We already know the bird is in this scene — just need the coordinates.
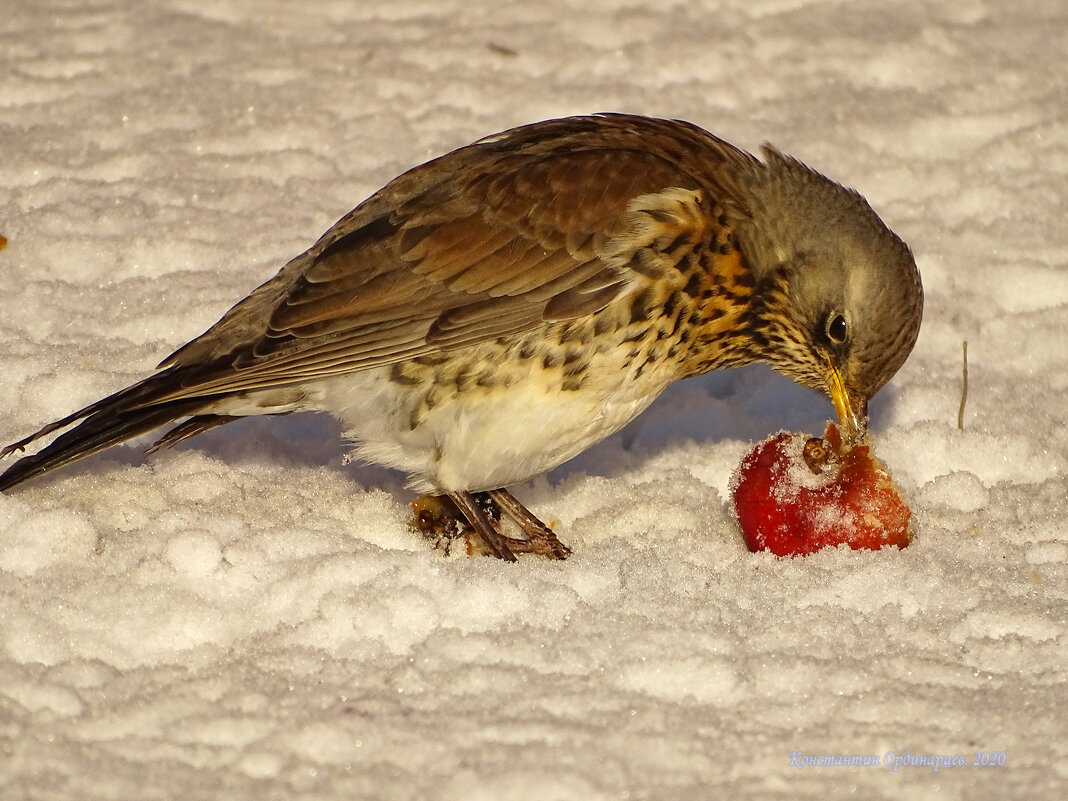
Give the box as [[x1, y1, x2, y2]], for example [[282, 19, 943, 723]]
[[0, 114, 923, 561]]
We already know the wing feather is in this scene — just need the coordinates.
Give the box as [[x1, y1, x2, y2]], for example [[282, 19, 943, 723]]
[[149, 114, 756, 404]]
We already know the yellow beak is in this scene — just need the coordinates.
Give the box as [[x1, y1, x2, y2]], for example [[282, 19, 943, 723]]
[[828, 363, 867, 443]]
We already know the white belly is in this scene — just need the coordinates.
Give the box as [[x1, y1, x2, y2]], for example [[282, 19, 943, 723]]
[[310, 358, 668, 494]]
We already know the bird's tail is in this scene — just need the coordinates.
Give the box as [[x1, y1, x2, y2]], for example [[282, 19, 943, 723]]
[[0, 370, 219, 492]]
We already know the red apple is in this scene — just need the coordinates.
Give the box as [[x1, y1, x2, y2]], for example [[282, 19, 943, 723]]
[[731, 423, 912, 556]]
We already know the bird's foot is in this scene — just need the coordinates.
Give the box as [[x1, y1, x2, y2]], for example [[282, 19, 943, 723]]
[[411, 490, 570, 561], [411, 493, 501, 557], [487, 488, 571, 560]]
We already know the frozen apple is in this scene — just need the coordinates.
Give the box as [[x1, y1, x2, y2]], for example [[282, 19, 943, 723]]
[[731, 423, 912, 556]]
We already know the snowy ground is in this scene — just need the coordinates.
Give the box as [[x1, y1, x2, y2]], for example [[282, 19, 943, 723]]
[[1, 1, 1065, 799]]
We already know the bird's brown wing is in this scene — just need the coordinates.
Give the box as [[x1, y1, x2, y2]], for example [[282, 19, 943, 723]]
[[150, 117, 750, 402], [0, 115, 761, 487]]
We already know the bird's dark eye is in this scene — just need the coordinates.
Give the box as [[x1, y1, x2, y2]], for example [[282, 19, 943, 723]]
[[827, 314, 848, 344]]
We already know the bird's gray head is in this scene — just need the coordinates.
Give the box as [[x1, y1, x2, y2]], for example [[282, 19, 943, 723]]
[[730, 147, 923, 440]]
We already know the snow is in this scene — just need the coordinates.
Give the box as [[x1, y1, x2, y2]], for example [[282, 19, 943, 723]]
[[1, 1, 1065, 799]]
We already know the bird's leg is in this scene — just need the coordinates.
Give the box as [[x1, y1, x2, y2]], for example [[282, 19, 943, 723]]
[[487, 488, 571, 560], [446, 490, 517, 562], [411, 490, 570, 560], [412, 493, 501, 555]]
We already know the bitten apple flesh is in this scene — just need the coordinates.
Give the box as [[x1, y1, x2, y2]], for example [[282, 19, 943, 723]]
[[731, 423, 912, 556]]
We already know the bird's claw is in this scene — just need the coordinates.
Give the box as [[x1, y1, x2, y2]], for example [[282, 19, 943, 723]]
[[411, 491, 570, 560]]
